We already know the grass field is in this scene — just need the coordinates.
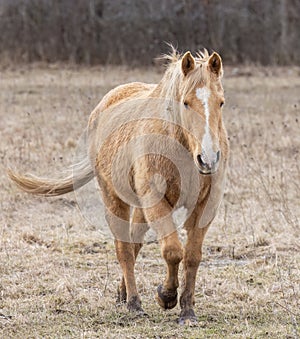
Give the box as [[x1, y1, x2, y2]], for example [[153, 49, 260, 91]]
[[1, 64, 299, 338]]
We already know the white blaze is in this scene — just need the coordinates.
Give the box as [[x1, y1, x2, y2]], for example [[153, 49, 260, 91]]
[[195, 87, 214, 164]]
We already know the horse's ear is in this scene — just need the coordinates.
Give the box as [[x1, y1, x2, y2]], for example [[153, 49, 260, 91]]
[[181, 51, 195, 76], [208, 52, 223, 77]]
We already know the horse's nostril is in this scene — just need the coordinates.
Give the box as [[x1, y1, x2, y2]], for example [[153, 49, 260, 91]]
[[197, 151, 220, 172], [197, 154, 207, 168], [216, 150, 220, 163]]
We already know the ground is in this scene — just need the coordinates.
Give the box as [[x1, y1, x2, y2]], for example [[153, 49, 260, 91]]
[[0, 64, 299, 338]]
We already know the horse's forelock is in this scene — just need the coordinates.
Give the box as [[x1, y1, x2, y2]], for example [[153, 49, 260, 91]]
[[195, 48, 210, 61], [164, 48, 211, 92], [158, 47, 212, 123], [163, 46, 209, 65]]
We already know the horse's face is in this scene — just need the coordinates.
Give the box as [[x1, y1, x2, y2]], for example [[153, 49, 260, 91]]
[[180, 52, 224, 175]]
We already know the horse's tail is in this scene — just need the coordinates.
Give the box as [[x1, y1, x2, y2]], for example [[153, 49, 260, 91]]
[[8, 155, 94, 197]]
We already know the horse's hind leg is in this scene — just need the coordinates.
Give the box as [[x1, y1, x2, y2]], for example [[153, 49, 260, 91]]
[[117, 208, 149, 305], [143, 200, 183, 310], [115, 239, 144, 312], [131, 207, 149, 254], [104, 196, 144, 313]]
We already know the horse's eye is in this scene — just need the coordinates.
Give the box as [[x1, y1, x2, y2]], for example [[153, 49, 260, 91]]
[[184, 102, 189, 109], [220, 101, 224, 108]]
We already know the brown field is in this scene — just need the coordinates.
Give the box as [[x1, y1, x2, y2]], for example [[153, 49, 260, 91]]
[[1, 64, 299, 338]]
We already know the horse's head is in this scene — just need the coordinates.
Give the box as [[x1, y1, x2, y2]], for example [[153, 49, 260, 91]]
[[178, 50, 224, 175]]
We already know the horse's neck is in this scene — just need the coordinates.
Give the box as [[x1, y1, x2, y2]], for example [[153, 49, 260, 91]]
[[151, 66, 180, 100], [151, 82, 170, 99]]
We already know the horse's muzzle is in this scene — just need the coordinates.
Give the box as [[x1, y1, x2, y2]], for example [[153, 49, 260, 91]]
[[196, 150, 220, 175]]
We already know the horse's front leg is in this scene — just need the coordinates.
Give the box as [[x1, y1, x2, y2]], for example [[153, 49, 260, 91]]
[[143, 199, 183, 310], [179, 212, 209, 325], [157, 232, 183, 309]]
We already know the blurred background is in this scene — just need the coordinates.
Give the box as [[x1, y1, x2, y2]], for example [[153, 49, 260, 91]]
[[0, 0, 299, 66]]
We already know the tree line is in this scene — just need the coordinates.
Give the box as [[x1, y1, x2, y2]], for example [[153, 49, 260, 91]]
[[0, 0, 299, 65]]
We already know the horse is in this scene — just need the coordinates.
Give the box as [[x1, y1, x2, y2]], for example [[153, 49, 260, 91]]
[[8, 47, 229, 325]]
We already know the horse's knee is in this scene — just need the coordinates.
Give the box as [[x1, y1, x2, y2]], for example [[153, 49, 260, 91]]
[[162, 242, 183, 264], [161, 233, 183, 264], [162, 245, 183, 264]]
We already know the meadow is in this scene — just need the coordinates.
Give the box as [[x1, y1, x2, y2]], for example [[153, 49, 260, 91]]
[[0, 64, 299, 338]]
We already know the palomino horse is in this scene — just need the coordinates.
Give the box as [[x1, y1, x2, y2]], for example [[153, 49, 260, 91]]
[[9, 48, 229, 325]]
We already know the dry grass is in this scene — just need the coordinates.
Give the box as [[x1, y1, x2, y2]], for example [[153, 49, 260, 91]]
[[1, 64, 299, 338]]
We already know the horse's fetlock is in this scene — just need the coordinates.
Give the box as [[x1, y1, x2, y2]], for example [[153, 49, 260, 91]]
[[180, 291, 195, 309], [127, 295, 142, 312], [116, 284, 127, 304]]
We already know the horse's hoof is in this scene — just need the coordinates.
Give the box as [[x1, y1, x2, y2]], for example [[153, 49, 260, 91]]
[[156, 284, 178, 310], [178, 316, 198, 326], [127, 295, 144, 314], [178, 309, 198, 326], [116, 286, 127, 305]]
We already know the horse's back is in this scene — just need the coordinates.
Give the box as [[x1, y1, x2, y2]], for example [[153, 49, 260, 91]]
[[87, 82, 156, 168], [104, 82, 156, 108], [96, 82, 155, 113]]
